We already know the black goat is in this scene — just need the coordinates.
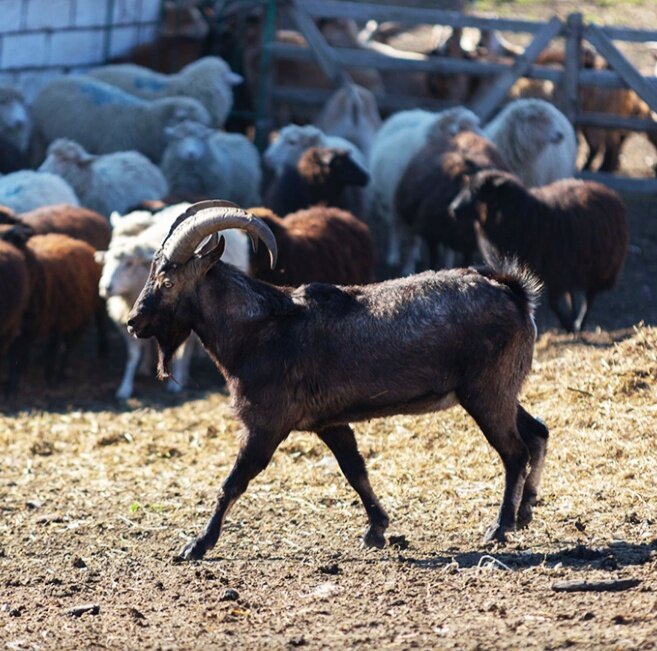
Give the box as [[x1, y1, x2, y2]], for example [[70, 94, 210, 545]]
[[127, 200, 548, 561]]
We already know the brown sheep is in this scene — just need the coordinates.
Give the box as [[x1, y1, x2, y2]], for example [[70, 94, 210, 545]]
[[0, 204, 111, 251], [449, 170, 628, 333], [248, 206, 374, 287], [0, 225, 102, 393], [395, 131, 510, 273], [0, 237, 29, 382]]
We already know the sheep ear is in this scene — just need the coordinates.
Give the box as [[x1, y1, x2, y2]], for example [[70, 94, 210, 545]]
[[225, 71, 243, 86], [94, 250, 106, 264], [110, 211, 122, 228], [79, 150, 95, 165]]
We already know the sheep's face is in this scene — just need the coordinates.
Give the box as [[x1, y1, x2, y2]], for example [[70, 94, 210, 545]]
[[264, 125, 323, 173], [449, 171, 512, 227], [128, 242, 224, 378], [96, 247, 153, 300], [0, 95, 31, 152], [301, 148, 369, 188], [40, 139, 94, 178], [508, 103, 565, 154], [164, 120, 210, 162]]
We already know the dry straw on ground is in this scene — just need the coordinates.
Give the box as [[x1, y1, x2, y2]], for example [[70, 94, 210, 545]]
[[1, 325, 656, 648]]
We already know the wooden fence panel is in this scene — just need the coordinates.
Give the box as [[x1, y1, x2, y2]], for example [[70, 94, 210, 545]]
[[584, 24, 657, 114], [262, 1, 657, 193], [472, 16, 564, 121]]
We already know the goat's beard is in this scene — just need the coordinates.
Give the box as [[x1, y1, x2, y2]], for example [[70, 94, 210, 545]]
[[156, 343, 172, 381], [155, 328, 191, 381]]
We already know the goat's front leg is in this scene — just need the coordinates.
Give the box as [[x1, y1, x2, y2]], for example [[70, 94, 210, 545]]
[[316, 425, 389, 549], [179, 429, 286, 561]]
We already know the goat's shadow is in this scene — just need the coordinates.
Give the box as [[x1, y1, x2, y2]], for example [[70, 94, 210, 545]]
[[198, 540, 657, 573], [397, 539, 657, 572]]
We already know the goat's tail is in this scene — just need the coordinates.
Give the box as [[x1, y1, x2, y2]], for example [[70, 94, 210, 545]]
[[476, 231, 542, 321]]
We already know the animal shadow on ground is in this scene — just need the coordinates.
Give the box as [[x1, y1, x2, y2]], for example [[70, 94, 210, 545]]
[[397, 540, 657, 572]]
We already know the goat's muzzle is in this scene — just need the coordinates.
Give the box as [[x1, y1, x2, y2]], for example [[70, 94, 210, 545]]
[[126, 312, 149, 339]]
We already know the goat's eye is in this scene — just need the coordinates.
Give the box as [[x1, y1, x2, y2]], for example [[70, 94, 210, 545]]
[[163, 278, 173, 289]]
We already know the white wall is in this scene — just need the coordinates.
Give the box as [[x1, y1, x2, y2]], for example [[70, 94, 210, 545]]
[[0, 0, 162, 100]]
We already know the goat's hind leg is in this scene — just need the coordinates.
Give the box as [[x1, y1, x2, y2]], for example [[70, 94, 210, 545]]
[[461, 394, 530, 544], [179, 428, 286, 561], [316, 425, 389, 549], [516, 405, 549, 528]]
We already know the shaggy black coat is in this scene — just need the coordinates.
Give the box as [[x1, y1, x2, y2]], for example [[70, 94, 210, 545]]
[[127, 210, 548, 561]]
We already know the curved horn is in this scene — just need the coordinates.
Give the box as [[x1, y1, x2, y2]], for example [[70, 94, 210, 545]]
[[161, 200, 278, 269]]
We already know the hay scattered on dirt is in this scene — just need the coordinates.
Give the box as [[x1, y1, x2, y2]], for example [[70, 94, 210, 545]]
[[1, 326, 656, 649]]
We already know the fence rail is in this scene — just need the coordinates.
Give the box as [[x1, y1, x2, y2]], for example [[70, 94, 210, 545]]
[[257, 0, 657, 193]]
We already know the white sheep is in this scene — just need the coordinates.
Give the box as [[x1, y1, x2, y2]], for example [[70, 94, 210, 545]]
[[96, 203, 250, 400], [32, 75, 211, 162], [160, 120, 261, 206], [38, 139, 169, 217], [315, 84, 382, 158], [483, 98, 577, 188], [0, 170, 79, 213], [367, 106, 481, 267], [263, 124, 367, 176], [88, 56, 242, 128], [0, 86, 32, 153]]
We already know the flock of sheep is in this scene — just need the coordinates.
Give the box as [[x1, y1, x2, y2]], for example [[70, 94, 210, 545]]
[[0, 18, 634, 402]]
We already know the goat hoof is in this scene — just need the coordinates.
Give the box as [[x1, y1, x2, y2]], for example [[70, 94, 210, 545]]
[[177, 538, 207, 561], [517, 503, 534, 529], [483, 522, 510, 544], [362, 526, 386, 549]]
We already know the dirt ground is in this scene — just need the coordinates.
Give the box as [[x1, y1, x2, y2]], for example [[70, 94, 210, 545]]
[[3, 1, 657, 648], [1, 185, 656, 649]]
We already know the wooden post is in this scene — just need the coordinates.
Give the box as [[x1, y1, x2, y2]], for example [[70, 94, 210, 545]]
[[288, 0, 352, 86], [254, 0, 277, 152], [563, 12, 582, 124], [585, 23, 657, 113], [472, 16, 564, 122]]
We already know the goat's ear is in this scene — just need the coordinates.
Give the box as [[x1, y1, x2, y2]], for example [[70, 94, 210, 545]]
[[462, 158, 479, 176], [194, 234, 225, 274]]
